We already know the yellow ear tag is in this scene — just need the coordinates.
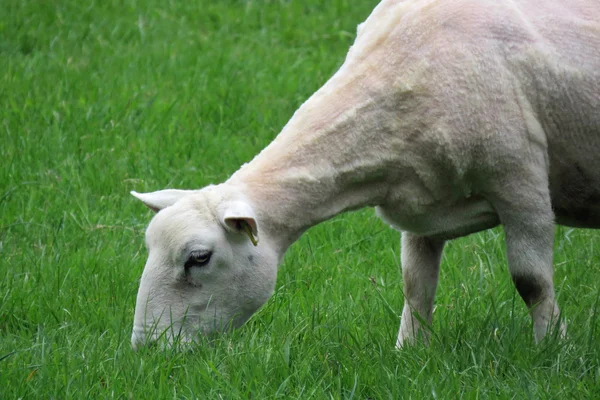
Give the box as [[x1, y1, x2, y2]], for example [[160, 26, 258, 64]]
[[242, 222, 258, 246]]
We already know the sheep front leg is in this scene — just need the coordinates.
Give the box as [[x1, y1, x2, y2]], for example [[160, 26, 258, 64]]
[[486, 164, 568, 342], [496, 195, 566, 343], [397, 233, 445, 347]]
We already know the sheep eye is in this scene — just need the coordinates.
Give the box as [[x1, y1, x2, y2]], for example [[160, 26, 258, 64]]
[[185, 251, 212, 268]]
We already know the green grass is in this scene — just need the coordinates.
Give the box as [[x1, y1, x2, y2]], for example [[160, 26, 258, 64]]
[[2, 0, 600, 398]]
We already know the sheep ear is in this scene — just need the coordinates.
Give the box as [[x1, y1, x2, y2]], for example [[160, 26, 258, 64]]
[[220, 201, 259, 246], [131, 189, 196, 212]]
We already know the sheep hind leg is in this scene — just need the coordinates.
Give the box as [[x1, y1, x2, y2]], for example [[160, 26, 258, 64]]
[[396, 233, 445, 348]]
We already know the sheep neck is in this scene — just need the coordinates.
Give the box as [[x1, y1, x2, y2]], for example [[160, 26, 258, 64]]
[[227, 70, 401, 253]]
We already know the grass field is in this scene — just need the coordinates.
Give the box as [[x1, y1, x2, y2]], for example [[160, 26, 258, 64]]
[[2, 0, 600, 398]]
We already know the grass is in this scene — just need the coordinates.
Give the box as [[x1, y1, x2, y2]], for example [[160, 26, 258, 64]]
[[1, 0, 599, 398]]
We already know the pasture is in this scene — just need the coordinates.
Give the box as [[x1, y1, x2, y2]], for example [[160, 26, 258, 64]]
[[2, 0, 600, 398]]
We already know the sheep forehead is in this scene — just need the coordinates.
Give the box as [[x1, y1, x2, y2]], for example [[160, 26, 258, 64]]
[[145, 193, 220, 250]]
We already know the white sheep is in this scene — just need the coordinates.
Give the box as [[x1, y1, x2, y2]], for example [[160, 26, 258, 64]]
[[131, 0, 600, 349]]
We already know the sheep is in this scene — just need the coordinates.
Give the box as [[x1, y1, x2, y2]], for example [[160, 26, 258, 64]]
[[130, 0, 600, 349]]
